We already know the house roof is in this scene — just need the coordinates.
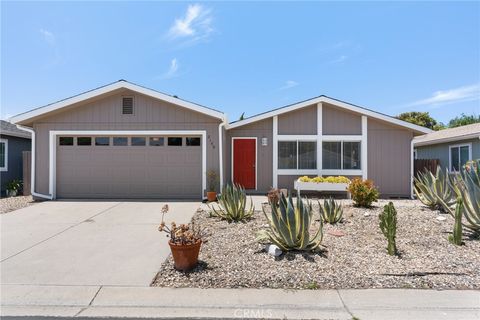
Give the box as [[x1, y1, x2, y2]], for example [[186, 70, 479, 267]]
[[0, 120, 31, 139], [10, 80, 226, 124], [413, 123, 480, 147], [227, 95, 432, 134]]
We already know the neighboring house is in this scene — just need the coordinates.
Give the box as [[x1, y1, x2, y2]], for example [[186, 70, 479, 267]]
[[0, 120, 31, 194], [10, 80, 431, 200], [413, 123, 480, 172]]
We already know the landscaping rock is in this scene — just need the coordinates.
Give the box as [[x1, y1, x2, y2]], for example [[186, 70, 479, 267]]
[[327, 229, 346, 237], [0, 195, 35, 214], [436, 216, 447, 221], [266, 244, 282, 257]]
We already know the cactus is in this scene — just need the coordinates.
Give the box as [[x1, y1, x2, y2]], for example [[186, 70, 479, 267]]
[[449, 198, 463, 245], [209, 183, 254, 222], [440, 160, 480, 233], [414, 166, 456, 211], [319, 198, 343, 224], [379, 202, 397, 256], [259, 193, 323, 252]]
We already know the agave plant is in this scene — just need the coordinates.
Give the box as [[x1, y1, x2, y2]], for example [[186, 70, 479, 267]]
[[439, 160, 480, 233], [258, 193, 323, 252], [414, 166, 455, 211], [209, 183, 254, 222], [319, 198, 343, 224]]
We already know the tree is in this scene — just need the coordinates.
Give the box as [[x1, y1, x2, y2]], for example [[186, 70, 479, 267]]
[[396, 112, 444, 130], [447, 113, 480, 128]]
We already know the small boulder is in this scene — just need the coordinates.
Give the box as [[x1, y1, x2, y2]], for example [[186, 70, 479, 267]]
[[266, 244, 282, 257], [328, 229, 346, 237], [436, 216, 447, 221]]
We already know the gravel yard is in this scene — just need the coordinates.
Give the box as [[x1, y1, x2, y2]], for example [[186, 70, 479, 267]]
[[152, 199, 480, 289], [0, 195, 36, 214]]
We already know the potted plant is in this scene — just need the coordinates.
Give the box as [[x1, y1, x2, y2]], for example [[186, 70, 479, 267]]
[[5, 179, 22, 197], [206, 170, 218, 202], [158, 204, 204, 271]]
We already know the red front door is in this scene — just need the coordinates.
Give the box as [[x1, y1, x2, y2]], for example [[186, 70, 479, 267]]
[[233, 138, 256, 189]]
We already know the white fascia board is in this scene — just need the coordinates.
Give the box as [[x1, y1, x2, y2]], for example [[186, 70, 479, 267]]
[[227, 96, 432, 134], [10, 81, 225, 124], [413, 133, 480, 147]]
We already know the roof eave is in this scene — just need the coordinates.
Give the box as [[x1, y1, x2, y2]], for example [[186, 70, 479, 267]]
[[414, 133, 480, 147]]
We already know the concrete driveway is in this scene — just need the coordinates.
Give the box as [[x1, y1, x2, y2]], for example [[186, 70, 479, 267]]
[[1, 200, 203, 286]]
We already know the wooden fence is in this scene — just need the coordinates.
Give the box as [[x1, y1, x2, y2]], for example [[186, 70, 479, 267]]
[[414, 159, 440, 177], [22, 151, 31, 196]]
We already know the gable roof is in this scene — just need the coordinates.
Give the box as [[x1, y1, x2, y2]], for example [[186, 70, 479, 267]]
[[10, 80, 226, 124], [413, 123, 480, 146], [227, 95, 432, 134], [0, 120, 31, 139]]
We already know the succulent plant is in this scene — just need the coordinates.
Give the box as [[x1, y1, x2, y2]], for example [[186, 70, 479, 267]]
[[414, 166, 456, 211], [449, 198, 463, 245], [298, 176, 350, 184], [319, 198, 343, 224], [439, 160, 480, 233], [379, 202, 397, 256], [209, 183, 254, 222], [258, 193, 323, 252]]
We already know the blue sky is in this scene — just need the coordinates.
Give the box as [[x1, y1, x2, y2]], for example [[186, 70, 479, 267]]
[[2, 1, 479, 124]]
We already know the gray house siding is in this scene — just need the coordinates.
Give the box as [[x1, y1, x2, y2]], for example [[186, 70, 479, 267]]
[[416, 138, 480, 170], [29, 89, 222, 197], [0, 134, 31, 194], [278, 105, 317, 135], [323, 103, 362, 135], [225, 119, 273, 194]]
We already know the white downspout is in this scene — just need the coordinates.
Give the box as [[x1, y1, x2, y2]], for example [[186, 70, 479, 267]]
[[410, 138, 415, 200], [218, 119, 226, 191], [16, 125, 53, 200]]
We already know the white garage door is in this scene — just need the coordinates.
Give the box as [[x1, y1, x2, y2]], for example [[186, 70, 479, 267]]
[[55, 135, 202, 199]]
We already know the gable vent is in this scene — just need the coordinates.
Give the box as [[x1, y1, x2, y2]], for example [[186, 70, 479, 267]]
[[122, 97, 134, 115]]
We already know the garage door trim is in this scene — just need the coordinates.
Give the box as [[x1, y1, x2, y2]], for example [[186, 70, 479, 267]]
[[49, 130, 207, 199]]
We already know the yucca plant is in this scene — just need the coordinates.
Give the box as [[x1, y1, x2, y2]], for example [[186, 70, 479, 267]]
[[448, 198, 463, 245], [414, 166, 455, 211], [379, 202, 397, 256], [209, 183, 254, 222], [439, 160, 480, 233], [319, 198, 343, 224], [258, 193, 323, 252]]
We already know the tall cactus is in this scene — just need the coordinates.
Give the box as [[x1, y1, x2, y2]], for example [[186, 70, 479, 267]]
[[379, 202, 397, 256], [449, 198, 463, 245]]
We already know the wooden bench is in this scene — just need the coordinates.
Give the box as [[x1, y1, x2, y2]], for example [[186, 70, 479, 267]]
[[294, 180, 351, 198]]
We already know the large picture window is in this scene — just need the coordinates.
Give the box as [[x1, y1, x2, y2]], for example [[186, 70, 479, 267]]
[[278, 141, 316, 170], [322, 141, 361, 170], [450, 144, 471, 171]]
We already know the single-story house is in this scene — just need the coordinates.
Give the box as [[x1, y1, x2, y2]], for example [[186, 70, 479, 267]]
[[0, 120, 32, 194], [413, 123, 480, 172], [10, 80, 431, 200]]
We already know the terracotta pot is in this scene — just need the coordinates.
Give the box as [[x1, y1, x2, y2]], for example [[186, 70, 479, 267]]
[[207, 191, 217, 202], [169, 240, 202, 271]]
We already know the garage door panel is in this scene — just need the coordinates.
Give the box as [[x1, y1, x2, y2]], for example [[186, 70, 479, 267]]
[[56, 135, 202, 199]]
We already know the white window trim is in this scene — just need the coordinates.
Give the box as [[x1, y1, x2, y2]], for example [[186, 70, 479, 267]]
[[272, 107, 368, 183], [448, 143, 472, 172], [0, 138, 8, 172], [49, 130, 207, 199], [231, 137, 257, 190], [277, 140, 318, 172]]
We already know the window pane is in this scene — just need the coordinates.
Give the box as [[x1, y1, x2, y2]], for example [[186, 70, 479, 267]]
[[131, 137, 146, 146], [113, 137, 128, 146], [59, 137, 74, 146], [95, 137, 110, 146], [460, 146, 470, 168], [77, 137, 92, 146], [168, 137, 183, 146], [0, 142, 5, 167], [149, 137, 164, 146], [343, 142, 361, 169], [298, 141, 316, 169], [322, 142, 341, 169], [186, 137, 201, 146], [450, 147, 459, 171], [278, 141, 297, 169]]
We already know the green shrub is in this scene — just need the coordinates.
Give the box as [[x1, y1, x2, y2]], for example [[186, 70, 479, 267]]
[[209, 183, 254, 222], [347, 178, 379, 207], [258, 193, 323, 252], [319, 198, 343, 224]]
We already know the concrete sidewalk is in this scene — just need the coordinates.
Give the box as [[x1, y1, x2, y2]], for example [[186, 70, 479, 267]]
[[1, 285, 479, 319]]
